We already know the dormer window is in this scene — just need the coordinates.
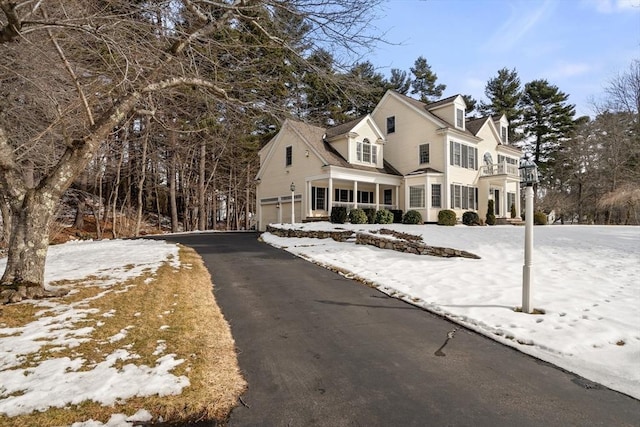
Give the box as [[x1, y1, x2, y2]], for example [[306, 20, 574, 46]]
[[501, 126, 507, 143], [456, 108, 464, 129], [356, 138, 377, 165]]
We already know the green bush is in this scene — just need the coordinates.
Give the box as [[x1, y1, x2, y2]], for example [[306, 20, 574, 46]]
[[437, 209, 457, 226], [510, 203, 517, 219], [534, 211, 547, 225], [390, 209, 403, 223], [374, 209, 394, 224], [486, 200, 496, 225], [402, 210, 423, 224], [462, 211, 480, 226], [363, 208, 376, 224], [348, 208, 368, 224], [330, 207, 347, 224]]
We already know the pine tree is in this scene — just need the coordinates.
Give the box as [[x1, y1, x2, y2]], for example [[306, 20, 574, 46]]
[[387, 68, 411, 94], [462, 94, 478, 116], [479, 67, 523, 141], [409, 56, 446, 103], [519, 79, 576, 180]]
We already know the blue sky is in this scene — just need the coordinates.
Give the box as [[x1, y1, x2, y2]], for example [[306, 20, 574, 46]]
[[367, 0, 639, 117]]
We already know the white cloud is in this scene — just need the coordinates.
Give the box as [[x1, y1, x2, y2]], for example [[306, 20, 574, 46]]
[[482, 0, 556, 52]]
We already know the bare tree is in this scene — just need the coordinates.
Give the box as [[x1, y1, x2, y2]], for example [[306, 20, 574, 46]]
[[0, 0, 384, 301]]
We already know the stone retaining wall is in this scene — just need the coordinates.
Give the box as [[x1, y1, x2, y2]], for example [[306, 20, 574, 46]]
[[356, 231, 480, 259], [265, 225, 353, 242]]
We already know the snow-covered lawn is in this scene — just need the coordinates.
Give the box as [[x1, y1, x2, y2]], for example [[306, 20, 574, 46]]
[[0, 240, 183, 425], [262, 223, 640, 400]]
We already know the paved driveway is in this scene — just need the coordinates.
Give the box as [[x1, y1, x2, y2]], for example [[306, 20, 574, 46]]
[[161, 232, 640, 426]]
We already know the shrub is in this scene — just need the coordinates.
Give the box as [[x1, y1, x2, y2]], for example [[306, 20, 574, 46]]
[[437, 209, 457, 226], [462, 211, 480, 226], [402, 210, 423, 224], [390, 209, 403, 223], [363, 208, 376, 224], [330, 207, 347, 224], [510, 203, 517, 219], [374, 209, 394, 224], [348, 208, 368, 224], [534, 211, 547, 225], [486, 200, 496, 225]]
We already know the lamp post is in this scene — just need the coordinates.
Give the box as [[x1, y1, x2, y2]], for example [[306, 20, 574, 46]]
[[519, 154, 539, 314], [290, 182, 296, 224]]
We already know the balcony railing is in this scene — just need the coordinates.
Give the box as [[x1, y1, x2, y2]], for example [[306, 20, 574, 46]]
[[481, 162, 520, 177]]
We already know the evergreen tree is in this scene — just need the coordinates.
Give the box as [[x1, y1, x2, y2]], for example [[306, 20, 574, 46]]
[[479, 67, 523, 141], [519, 79, 576, 180], [462, 94, 478, 116], [387, 68, 411, 94], [409, 56, 446, 103], [345, 61, 388, 117]]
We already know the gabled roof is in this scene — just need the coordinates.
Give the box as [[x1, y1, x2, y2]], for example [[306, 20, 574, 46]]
[[425, 94, 462, 109], [324, 116, 366, 139], [265, 118, 401, 176], [466, 117, 491, 136]]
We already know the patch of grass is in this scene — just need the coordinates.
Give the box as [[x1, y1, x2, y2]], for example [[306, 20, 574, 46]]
[[0, 246, 246, 426]]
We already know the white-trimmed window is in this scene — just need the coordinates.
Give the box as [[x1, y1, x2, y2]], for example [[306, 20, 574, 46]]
[[384, 189, 392, 205], [456, 108, 464, 128], [431, 184, 441, 208], [311, 187, 326, 210], [501, 126, 507, 143], [409, 185, 425, 209], [356, 138, 377, 165], [419, 144, 430, 164], [450, 184, 477, 210], [450, 141, 478, 170]]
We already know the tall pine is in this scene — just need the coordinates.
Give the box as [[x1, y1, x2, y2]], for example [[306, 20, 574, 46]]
[[410, 56, 446, 103], [520, 79, 576, 181], [479, 67, 523, 141]]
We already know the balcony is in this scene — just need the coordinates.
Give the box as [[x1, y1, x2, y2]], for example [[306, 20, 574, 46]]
[[481, 161, 519, 178]]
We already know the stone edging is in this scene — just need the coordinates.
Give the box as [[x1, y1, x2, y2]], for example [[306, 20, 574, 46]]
[[265, 225, 353, 242], [356, 229, 480, 259], [265, 225, 480, 259]]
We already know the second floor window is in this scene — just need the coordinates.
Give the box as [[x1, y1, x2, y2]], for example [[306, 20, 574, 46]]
[[387, 116, 395, 134], [357, 139, 377, 165], [419, 144, 430, 164], [285, 146, 292, 166], [450, 141, 478, 170], [456, 108, 464, 128], [501, 126, 507, 143]]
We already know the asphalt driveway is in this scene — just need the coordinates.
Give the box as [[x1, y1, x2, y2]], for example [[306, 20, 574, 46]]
[[161, 232, 640, 426]]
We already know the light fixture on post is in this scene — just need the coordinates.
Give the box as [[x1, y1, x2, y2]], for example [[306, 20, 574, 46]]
[[519, 153, 539, 314], [290, 182, 296, 224]]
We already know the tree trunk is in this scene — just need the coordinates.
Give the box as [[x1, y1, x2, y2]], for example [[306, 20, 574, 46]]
[[0, 189, 68, 302], [198, 141, 206, 231]]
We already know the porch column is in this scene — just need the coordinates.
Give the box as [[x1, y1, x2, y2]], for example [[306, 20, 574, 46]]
[[307, 179, 312, 218], [328, 177, 334, 215], [396, 185, 400, 210], [515, 182, 522, 219], [375, 183, 380, 210], [353, 181, 358, 209]]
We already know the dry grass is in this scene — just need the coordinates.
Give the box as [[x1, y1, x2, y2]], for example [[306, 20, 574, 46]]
[[0, 246, 246, 426]]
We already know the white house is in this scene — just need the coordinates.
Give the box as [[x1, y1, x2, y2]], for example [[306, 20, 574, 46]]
[[255, 90, 522, 230]]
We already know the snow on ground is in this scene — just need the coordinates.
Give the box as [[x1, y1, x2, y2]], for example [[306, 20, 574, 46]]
[[0, 239, 185, 423], [262, 223, 640, 400]]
